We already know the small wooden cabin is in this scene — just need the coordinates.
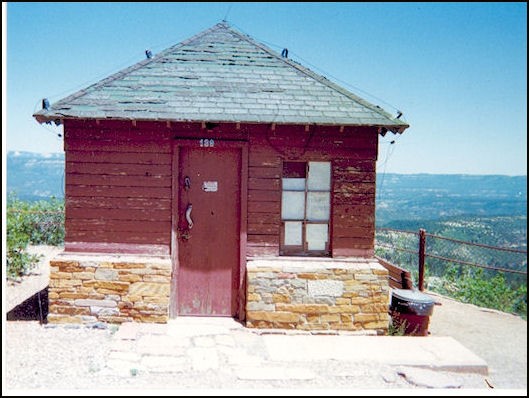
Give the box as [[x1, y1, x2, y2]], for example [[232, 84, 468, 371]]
[[34, 22, 408, 332]]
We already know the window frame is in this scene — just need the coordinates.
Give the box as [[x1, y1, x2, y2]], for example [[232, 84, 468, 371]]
[[280, 161, 332, 257]]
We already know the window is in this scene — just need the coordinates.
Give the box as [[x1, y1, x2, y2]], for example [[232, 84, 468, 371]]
[[281, 161, 331, 255]]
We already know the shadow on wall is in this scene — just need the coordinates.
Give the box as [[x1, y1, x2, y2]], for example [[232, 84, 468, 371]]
[[7, 287, 48, 323]]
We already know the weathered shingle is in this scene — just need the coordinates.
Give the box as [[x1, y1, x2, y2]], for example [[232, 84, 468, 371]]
[[34, 22, 408, 132]]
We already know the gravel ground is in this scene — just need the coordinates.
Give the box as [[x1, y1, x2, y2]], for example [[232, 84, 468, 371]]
[[427, 291, 527, 390]]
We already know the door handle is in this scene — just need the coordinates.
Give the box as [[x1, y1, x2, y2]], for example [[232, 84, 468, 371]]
[[185, 204, 194, 229], [184, 176, 191, 191]]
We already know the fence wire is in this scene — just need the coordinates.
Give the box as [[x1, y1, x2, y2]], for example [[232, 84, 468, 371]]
[[375, 228, 419, 278], [376, 227, 527, 290]]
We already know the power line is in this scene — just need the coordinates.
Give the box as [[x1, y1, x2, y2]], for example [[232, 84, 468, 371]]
[[223, 3, 233, 22]]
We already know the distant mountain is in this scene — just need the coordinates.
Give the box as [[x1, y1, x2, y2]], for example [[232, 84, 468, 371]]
[[6, 151, 527, 225], [7, 151, 65, 201], [376, 173, 527, 226]]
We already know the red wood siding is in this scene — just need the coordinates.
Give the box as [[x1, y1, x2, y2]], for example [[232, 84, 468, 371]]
[[63, 120, 378, 258], [64, 120, 173, 254], [245, 124, 378, 258]]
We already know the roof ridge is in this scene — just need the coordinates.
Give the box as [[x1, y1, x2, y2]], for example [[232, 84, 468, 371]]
[[222, 23, 405, 128]]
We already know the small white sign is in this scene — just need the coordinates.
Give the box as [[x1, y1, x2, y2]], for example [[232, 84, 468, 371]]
[[202, 181, 218, 192]]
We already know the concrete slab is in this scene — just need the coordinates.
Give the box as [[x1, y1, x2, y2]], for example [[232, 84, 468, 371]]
[[188, 347, 219, 371], [136, 334, 189, 355], [114, 322, 139, 340], [396, 366, 463, 388], [140, 355, 187, 373], [166, 317, 242, 337], [217, 346, 263, 366], [236, 366, 316, 380], [263, 335, 488, 375]]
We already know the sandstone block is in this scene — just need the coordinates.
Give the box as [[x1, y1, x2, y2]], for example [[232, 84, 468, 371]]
[[246, 302, 274, 311], [321, 314, 340, 323], [47, 314, 83, 324], [308, 280, 344, 297], [91, 307, 119, 316], [59, 292, 88, 300], [306, 314, 320, 323], [74, 272, 95, 280], [363, 320, 389, 330], [122, 295, 142, 302], [113, 262, 147, 269], [340, 314, 353, 323], [95, 268, 119, 281], [272, 293, 291, 303], [49, 272, 72, 279], [361, 303, 388, 313], [247, 293, 261, 302], [350, 297, 372, 305], [74, 299, 117, 307], [354, 273, 378, 281], [143, 296, 170, 304], [129, 282, 170, 297], [297, 273, 329, 280], [276, 303, 329, 314], [136, 315, 168, 323], [142, 275, 169, 283], [83, 280, 129, 292], [328, 305, 360, 314], [99, 315, 135, 323], [118, 301, 133, 309], [49, 305, 91, 316], [246, 311, 300, 323], [354, 313, 378, 323], [372, 268, 389, 276]]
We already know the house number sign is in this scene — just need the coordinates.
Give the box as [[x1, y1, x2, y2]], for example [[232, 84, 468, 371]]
[[199, 138, 215, 147]]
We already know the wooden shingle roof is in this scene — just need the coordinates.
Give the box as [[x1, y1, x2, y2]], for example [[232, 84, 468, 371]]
[[34, 22, 408, 132]]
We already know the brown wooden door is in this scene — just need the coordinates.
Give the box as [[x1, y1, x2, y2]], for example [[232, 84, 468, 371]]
[[176, 146, 241, 316]]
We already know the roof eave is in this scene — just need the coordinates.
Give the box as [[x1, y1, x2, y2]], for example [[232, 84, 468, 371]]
[[33, 111, 409, 133]]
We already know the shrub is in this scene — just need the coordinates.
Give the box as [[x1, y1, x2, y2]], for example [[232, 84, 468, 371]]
[[430, 264, 527, 319], [6, 194, 64, 279]]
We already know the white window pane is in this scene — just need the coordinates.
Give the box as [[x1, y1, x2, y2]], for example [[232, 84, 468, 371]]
[[281, 191, 305, 220], [307, 192, 330, 221], [282, 178, 305, 191], [306, 223, 328, 251], [308, 162, 331, 191], [284, 221, 302, 246]]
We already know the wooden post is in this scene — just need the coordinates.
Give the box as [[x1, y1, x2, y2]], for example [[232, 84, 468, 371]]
[[418, 228, 426, 291]]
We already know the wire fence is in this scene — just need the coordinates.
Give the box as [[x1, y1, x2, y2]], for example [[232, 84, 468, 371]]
[[375, 227, 528, 291]]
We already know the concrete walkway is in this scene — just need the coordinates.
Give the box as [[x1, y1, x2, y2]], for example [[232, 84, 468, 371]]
[[102, 317, 494, 390]]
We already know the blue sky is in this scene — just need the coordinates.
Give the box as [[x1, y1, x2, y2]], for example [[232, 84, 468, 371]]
[[4, 2, 527, 175]]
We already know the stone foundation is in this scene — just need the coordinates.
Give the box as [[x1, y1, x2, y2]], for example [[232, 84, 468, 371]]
[[246, 257, 390, 334], [47, 253, 172, 324]]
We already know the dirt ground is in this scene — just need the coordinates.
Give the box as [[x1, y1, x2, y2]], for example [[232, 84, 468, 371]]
[[427, 291, 527, 389]]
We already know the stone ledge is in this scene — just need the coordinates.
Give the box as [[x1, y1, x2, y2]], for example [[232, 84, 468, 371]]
[[246, 257, 389, 334], [47, 254, 171, 325]]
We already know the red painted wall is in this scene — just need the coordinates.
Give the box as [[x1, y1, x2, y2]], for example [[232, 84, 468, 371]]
[[63, 120, 378, 257]]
